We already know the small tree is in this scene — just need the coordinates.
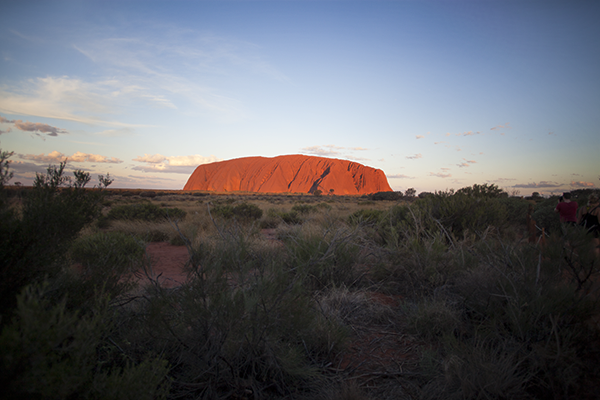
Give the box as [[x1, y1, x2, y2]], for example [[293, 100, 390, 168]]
[[0, 148, 14, 189], [455, 183, 507, 198], [405, 188, 416, 198], [313, 189, 322, 196]]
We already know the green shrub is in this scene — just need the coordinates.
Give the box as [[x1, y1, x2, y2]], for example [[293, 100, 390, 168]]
[[134, 232, 346, 398], [315, 202, 333, 211], [370, 191, 401, 201], [0, 284, 170, 400], [280, 210, 302, 224], [0, 160, 111, 315], [348, 209, 385, 225], [379, 193, 513, 246], [139, 190, 157, 198], [455, 183, 507, 198], [232, 202, 263, 220], [261, 207, 304, 226], [211, 202, 263, 221], [282, 224, 363, 290], [413, 232, 600, 399], [70, 231, 145, 271], [68, 232, 146, 302], [107, 202, 186, 221], [404, 299, 460, 340], [531, 196, 562, 234], [292, 203, 316, 214], [259, 208, 282, 229], [497, 196, 530, 226], [210, 203, 234, 219]]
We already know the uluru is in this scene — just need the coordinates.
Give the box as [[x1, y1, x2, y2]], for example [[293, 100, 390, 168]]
[[183, 154, 392, 195]]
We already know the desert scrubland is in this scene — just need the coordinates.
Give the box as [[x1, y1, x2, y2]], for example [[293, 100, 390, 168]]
[[2, 160, 600, 399]]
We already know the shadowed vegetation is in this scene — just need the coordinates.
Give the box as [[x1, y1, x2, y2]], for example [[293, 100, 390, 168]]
[[1, 154, 599, 400]]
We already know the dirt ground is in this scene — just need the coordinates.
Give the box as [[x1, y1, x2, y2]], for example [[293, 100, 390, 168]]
[[141, 241, 191, 288]]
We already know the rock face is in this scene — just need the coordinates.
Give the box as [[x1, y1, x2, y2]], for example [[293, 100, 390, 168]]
[[183, 154, 392, 195]]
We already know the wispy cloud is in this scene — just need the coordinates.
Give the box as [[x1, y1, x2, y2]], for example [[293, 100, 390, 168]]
[[19, 151, 122, 164], [406, 153, 422, 160], [69, 152, 122, 163], [387, 174, 414, 179], [429, 172, 452, 178], [4, 160, 48, 181], [1, 26, 275, 127], [570, 181, 596, 188], [457, 158, 476, 167], [0, 77, 154, 127], [14, 120, 67, 136], [302, 145, 343, 157], [69, 28, 287, 122], [513, 181, 562, 189], [491, 122, 511, 131], [95, 128, 135, 137], [132, 153, 220, 174], [301, 145, 369, 160], [348, 147, 368, 151], [490, 178, 517, 183], [133, 154, 169, 164], [416, 135, 424, 139], [0, 114, 67, 136]]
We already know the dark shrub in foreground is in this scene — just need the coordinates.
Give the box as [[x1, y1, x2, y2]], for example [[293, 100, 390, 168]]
[[0, 284, 170, 399], [0, 161, 111, 314]]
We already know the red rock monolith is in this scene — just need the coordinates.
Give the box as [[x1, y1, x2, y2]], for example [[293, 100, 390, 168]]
[[183, 154, 392, 195]]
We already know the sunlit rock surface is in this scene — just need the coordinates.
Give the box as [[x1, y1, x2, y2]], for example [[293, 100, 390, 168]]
[[183, 154, 392, 195]]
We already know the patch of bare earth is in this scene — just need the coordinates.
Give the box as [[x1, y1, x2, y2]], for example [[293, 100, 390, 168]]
[[139, 242, 190, 288]]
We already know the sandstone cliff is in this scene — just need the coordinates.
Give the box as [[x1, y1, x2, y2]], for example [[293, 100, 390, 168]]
[[183, 154, 392, 195]]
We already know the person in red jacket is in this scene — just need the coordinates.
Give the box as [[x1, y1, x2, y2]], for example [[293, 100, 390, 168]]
[[555, 192, 578, 226]]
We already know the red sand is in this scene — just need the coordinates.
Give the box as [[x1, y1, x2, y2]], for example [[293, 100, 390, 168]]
[[183, 154, 392, 195], [140, 242, 191, 288]]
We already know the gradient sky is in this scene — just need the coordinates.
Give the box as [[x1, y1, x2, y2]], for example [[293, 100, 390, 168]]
[[1, 0, 598, 195]]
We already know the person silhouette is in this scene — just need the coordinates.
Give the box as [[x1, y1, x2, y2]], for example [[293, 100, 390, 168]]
[[555, 192, 578, 226]]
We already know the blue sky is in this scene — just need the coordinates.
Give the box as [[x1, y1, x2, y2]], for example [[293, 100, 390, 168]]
[[1, 0, 598, 195]]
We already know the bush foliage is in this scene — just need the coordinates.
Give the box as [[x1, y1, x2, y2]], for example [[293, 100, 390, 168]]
[[107, 202, 186, 222], [210, 201, 263, 221], [1, 152, 599, 399], [0, 161, 112, 313]]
